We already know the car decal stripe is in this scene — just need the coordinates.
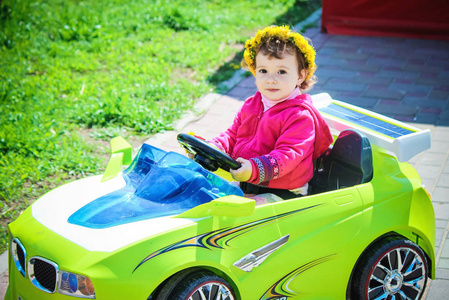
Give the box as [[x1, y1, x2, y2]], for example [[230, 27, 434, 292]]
[[259, 254, 336, 300], [208, 205, 321, 249], [133, 205, 322, 273], [133, 230, 221, 271]]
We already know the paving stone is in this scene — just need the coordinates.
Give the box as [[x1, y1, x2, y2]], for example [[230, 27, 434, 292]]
[[352, 75, 393, 85], [315, 68, 359, 79], [414, 113, 440, 124], [341, 62, 383, 72], [395, 51, 431, 61], [434, 86, 449, 93], [311, 85, 330, 95], [316, 56, 347, 66], [416, 76, 449, 87], [441, 238, 449, 258], [437, 173, 449, 188], [325, 40, 360, 49], [404, 97, 448, 109], [226, 86, 256, 101], [390, 82, 433, 94], [435, 269, 449, 280], [420, 152, 447, 167], [406, 61, 441, 70], [332, 51, 370, 60], [363, 88, 404, 100], [346, 36, 380, 44], [394, 78, 415, 84], [436, 219, 447, 229], [323, 78, 366, 92], [317, 47, 337, 56], [433, 202, 449, 220], [366, 57, 407, 68], [374, 101, 418, 116], [417, 165, 444, 180], [336, 95, 378, 108], [429, 89, 449, 100], [433, 127, 449, 142], [439, 71, 449, 79], [0, 272, 8, 300], [428, 59, 449, 70], [338, 91, 363, 97], [360, 45, 392, 55], [376, 38, 407, 49], [378, 70, 421, 79], [309, 33, 332, 45], [437, 119, 449, 126], [435, 227, 446, 248], [438, 258, 449, 269], [236, 76, 256, 88], [406, 92, 429, 99], [426, 279, 449, 300], [428, 141, 449, 154], [416, 47, 449, 57], [329, 35, 351, 42]]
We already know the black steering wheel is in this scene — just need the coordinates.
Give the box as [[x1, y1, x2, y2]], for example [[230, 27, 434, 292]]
[[177, 133, 241, 172]]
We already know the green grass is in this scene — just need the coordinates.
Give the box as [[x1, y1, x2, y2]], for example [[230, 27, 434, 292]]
[[0, 0, 321, 252]]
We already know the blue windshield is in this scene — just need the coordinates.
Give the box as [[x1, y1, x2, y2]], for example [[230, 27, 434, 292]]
[[68, 144, 243, 229]]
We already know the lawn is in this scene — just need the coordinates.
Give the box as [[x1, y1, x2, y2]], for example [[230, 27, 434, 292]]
[[0, 0, 321, 252]]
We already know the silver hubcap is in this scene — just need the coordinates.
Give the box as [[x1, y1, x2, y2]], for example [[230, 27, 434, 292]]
[[367, 247, 427, 300], [188, 281, 235, 300]]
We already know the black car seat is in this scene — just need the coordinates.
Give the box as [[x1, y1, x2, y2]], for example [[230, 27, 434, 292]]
[[310, 129, 373, 194]]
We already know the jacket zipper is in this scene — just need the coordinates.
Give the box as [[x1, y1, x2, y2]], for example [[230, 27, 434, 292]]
[[234, 111, 264, 159]]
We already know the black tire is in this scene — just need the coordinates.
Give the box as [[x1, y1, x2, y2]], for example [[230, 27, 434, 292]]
[[166, 270, 236, 300], [154, 269, 199, 300], [350, 237, 429, 300]]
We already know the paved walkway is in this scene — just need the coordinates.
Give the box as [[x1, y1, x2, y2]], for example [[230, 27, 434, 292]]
[[1, 10, 449, 300]]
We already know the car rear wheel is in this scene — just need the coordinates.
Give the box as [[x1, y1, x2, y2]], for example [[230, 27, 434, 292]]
[[157, 270, 236, 300], [351, 237, 428, 300]]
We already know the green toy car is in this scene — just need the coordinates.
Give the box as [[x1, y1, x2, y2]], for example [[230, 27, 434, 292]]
[[6, 93, 435, 300]]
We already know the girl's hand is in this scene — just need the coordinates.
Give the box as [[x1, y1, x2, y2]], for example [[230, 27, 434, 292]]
[[230, 158, 252, 182]]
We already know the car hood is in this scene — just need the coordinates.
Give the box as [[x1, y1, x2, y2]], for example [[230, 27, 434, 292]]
[[31, 144, 243, 252], [31, 174, 197, 252]]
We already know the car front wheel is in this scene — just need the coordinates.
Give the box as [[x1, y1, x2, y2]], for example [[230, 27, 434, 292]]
[[351, 237, 429, 300], [159, 270, 236, 300]]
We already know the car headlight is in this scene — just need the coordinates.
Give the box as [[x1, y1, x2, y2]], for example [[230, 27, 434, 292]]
[[58, 271, 95, 298]]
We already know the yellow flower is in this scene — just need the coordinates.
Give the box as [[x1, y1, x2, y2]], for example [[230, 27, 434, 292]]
[[243, 25, 316, 81]]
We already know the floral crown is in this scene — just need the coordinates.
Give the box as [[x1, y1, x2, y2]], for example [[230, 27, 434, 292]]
[[243, 25, 316, 81]]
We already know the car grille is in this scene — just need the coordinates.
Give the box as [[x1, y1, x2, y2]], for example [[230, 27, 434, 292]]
[[12, 238, 62, 294], [28, 257, 59, 293], [11, 238, 26, 277]]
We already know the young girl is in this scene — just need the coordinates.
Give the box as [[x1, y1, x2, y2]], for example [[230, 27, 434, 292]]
[[213, 25, 333, 200]]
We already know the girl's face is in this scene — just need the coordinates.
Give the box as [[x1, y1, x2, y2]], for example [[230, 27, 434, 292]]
[[255, 52, 305, 101]]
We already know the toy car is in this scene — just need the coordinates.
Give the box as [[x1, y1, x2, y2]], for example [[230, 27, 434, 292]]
[[6, 93, 435, 300]]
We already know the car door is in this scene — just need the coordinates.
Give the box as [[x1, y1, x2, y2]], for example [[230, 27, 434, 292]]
[[258, 187, 364, 299]]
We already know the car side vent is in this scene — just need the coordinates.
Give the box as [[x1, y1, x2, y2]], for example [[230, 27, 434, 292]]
[[28, 257, 59, 293], [11, 238, 26, 277]]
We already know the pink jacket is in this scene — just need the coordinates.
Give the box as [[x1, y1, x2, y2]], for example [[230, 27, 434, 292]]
[[212, 92, 333, 190]]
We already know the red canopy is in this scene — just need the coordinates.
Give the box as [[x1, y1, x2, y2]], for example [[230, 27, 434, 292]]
[[321, 0, 449, 40]]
